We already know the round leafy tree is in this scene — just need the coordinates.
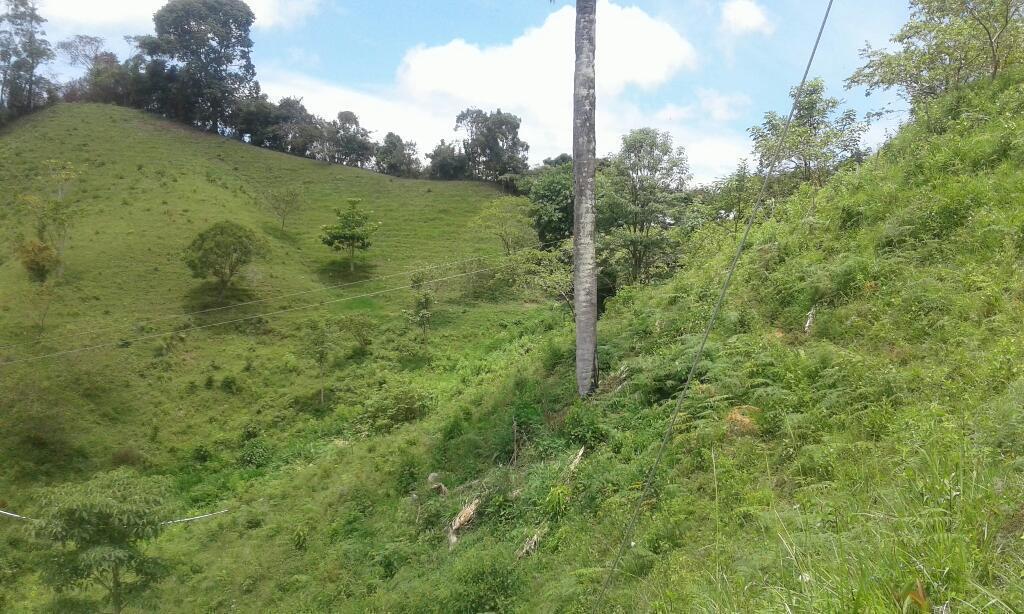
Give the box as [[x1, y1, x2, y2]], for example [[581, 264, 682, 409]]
[[183, 220, 259, 299]]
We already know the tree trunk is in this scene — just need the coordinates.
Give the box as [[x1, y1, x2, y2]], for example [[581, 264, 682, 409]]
[[35, 288, 53, 335], [349, 245, 355, 273], [572, 0, 599, 397], [111, 563, 122, 614]]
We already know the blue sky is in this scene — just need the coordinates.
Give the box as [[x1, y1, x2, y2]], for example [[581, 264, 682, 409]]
[[38, 0, 911, 182]]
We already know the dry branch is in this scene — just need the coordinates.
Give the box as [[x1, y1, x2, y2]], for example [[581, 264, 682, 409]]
[[427, 472, 449, 496]]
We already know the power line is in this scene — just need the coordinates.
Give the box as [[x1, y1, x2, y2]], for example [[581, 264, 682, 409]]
[[1, 507, 229, 526], [0, 258, 532, 367], [0, 238, 567, 352], [1, 509, 33, 521], [592, 1, 837, 609], [161, 509, 230, 526]]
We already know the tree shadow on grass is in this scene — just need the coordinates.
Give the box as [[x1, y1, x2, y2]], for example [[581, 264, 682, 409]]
[[180, 282, 259, 318], [314, 259, 378, 287], [261, 222, 303, 247], [291, 388, 336, 418], [4, 410, 91, 484], [40, 595, 99, 614]]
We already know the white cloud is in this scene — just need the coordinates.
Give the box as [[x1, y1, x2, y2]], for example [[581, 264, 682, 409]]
[[697, 88, 750, 122], [265, 1, 749, 182], [654, 103, 696, 124], [285, 47, 321, 68], [398, 1, 696, 103], [246, 0, 323, 28], [260, 70, 456, 146], [720, 0, 774, 36], [37, 0, 320, 31]]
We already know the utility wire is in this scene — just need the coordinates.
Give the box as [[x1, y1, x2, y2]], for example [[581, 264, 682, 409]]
[[161, 509, 230, 526], [592, 1, 836, 609], [0, 509, 33, 521], [1, 507, 229, 525], [0, 258, 533, 367], [0, 238, 567, 352]]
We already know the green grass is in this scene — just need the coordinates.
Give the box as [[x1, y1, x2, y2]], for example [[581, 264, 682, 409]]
[[3, 73, 1024, 613], [0, 103, 510, 488]]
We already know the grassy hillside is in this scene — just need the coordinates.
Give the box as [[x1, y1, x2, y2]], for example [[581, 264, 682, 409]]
[[0, 103, 542, 609], [0, 103, 507, 485], [4, 71, 1024, 613]]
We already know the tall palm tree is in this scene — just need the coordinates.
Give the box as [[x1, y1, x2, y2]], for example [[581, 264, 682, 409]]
[[572, 0, 598, 396]]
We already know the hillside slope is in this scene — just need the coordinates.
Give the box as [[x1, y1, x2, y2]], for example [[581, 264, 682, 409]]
[[3, 72, 1024, 613], [0, 103, 506, 484], [140, 76, 1024, 613], [0, 103, 543, 609]]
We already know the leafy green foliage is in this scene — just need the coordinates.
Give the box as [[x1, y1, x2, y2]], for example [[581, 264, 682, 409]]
[[847, 0, 1024, 103], [749, 78, 867, 189], [263, 185, 305, 230], [338, 313, 376, 355], [374, 132, 421, 178], [238, 439, 270, 468], [404, 290, 434, 336], [0, 101, 508, 609], [425, 139, 470, 180], [526, 160, 574, 245], [320, 198, 379, 272], [135, 0, 257, 130], [402, 272, 435, 336], [183, 220, 259, 299], [33, 469, 170, 613], [471, 196, 535, 255], [515, 242, 574, 311], [0, 0, 56, 119], [15, 237, 57, 283], [455, 108, 530, 181], [5, 70, 1024, 613], [16, 160, 82, 278], [601, 127, 690, 284], [355, 375, 433, 435], [301, 316, 343, 406]]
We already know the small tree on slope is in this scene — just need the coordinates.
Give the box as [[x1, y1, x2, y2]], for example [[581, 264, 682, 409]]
[[302, 316, 343, 406], [320, 198, 379, 273], [33, 468, 170, 614]]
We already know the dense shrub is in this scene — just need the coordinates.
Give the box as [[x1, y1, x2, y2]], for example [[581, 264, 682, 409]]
[[441, 547, 523, 613], [355, 376, 433, 435], [238, 439, 271, 468], [560, 403, 607, 447]]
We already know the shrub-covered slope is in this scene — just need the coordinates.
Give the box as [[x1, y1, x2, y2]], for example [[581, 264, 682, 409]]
[[4, 74, 1024, 612], [139, 75, 1024, 613]]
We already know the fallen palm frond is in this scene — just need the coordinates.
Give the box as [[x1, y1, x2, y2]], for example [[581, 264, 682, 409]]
[[516, 527, 546, 559], [567, 446, 585, 474], [448, 497, 481, 548]]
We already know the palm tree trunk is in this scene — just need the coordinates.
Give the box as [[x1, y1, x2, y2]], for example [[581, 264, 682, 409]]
[[573, 0, 598, 397]]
